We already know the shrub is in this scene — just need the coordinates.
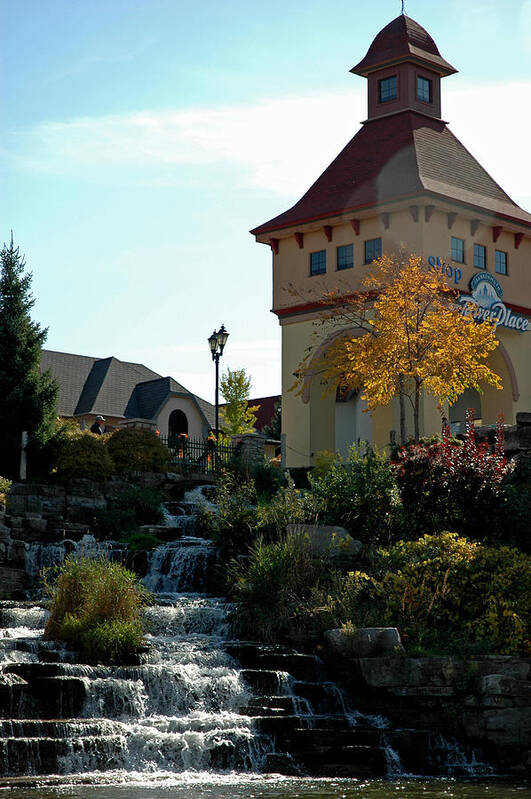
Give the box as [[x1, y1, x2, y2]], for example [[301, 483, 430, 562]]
[[0, 475, 11, 504], [393, 416, 512, 541], [44, 556, 151, 664], [107, 428, 170, 474], [228, 532, 333, 641], [92, 485, 164, 539], [309, 445, 402, 546], [326, 532, 531, 656], [121, 530, 163, 555], [195, 469, 257, 556], [250, 459, 285, 501], [256, 477, 321, 540], [496, 453, 531, 552], [55, 431, 114, 481]]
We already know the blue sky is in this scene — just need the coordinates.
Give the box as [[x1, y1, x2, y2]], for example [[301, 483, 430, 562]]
[[2, 0, 530, 401]]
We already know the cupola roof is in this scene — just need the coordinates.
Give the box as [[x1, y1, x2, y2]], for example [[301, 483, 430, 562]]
[[352, 14, 457, 76]]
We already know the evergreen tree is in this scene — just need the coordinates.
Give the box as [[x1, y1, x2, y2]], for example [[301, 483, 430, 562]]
[[219, 368, 259, 436], [262, 401, 281, 440], [0, 236, 57, 477]]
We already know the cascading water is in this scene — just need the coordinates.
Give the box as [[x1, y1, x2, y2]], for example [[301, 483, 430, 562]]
[[0, 485, 494, 784]]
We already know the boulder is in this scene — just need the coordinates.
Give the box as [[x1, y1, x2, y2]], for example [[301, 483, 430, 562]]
[[286, 524, 362, 562], [325, 627, 404, 658]]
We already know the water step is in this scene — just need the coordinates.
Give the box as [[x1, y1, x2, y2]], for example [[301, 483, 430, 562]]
[[295, 744, 388, 777], [240, 669, 289, 695], [239, 695, 296, 716], [276, 728, 385, 749], [0, 719, 124, 738], [0, 675, 87, 719]]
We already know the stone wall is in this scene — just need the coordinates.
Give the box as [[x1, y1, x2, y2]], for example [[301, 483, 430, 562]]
[[323, 630, 531, 776]]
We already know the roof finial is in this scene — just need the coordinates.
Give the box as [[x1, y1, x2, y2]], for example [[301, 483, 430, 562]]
[[401, 0, 405, 14]]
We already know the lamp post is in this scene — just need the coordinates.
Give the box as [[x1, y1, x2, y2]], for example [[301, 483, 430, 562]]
[[208, 324, 229, 438]]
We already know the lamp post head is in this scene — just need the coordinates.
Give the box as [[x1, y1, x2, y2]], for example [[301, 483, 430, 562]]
[[208, 331, 218, 360], [217, 324, 229, 355]]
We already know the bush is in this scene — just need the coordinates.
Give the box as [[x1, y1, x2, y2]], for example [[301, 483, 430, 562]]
[[121, 530, 163, 555], [55, 431, 115, 481], [195, 469, 258, 556], [256, 477, 321, 540], [92, 485, 164, 539], [228, 533, 333, 642], [0, 475, 11, 504], [107, 428, 170, 474], [309, 446, 402, 546], [44, 555, 151, 664], [326, 532, 531, 656], [393, 419, 512, 541], [496, 453, 531, 552]]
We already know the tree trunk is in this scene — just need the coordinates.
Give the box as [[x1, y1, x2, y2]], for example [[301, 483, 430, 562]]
[[414, 379, 421, 443], [398, 376, 407, 444]]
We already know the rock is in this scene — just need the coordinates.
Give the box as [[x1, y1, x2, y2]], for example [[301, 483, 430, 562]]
[[25, 517, 47, 534], [287, 524, 362, 561], [479, 674, 531, 700], [325, 627, 404, 658], [0, 567, 27, 599]]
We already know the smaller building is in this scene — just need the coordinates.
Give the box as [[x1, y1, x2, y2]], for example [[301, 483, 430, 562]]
[[41, 350, 215, 438]]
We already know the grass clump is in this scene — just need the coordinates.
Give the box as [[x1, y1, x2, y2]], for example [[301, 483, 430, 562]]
[[44, 556, 151, 664]]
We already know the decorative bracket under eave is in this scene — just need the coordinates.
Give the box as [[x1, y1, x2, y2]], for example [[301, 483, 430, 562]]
[[515, 232, 524, 250], [447, 212, 457, 230], [381, 213, 390, 230], [350, 219, 360, 235], [323, 225, 333, 242], [270, 238, 279, 255], [425, 205, 435, 222], [294, 232, 304, 249], [492, 226, 503, 243], [470, 219, 480, 236], [409, 205, 419, 222]]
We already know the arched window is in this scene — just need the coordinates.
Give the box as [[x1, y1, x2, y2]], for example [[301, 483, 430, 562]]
[[168, 409, 188, 441]]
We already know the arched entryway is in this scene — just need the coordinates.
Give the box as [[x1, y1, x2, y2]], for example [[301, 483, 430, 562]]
[[335, 388, 372, 456], [168, 409, 188, 440]]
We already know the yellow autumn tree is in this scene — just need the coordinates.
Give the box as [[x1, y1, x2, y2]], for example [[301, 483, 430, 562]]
[[294, 252, 502, 443]]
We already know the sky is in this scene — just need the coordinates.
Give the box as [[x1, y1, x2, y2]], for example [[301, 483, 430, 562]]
[[1, 0, 530, 404]]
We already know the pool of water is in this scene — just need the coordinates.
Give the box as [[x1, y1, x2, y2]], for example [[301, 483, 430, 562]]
[[2, 777, 530, 799]]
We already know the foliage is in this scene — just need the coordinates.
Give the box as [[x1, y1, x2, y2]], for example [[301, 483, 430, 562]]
[[326, 533, 531, 656], [496, 453, 531, 553], [312, 450, 341, 480], [92, 485, 164, 539], [0, 475, 12, 504], [107, 428, 170, 474], [219, 368, 259, 436], [195, 468, 258, 556], [228, 533, 333, 641], [393, 414, 512, 540], [308, 445, 402, 546], [44, 556, 151, 664], [121, 530, 163, 555], [294, 252, 501, 442], [0, 237, 58, 477], [55, 430, 114, 482], [248, 459, 285, 501], [256, 477, 321, 540], [262, 401, 281, 440]]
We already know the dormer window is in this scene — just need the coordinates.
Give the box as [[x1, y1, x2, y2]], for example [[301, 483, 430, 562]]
[[379, 75, 398, 103], [417, 76, 432, 103]]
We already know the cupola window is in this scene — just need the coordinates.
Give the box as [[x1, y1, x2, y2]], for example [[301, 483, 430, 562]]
[[379, 75, 397, 103], [417, 76, 432, 103]]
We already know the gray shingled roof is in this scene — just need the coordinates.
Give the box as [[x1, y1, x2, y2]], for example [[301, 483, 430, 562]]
[[40, 350, 215, 428]]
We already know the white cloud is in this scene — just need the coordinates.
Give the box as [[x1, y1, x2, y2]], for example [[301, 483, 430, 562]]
[[10, 82, 531, 208]]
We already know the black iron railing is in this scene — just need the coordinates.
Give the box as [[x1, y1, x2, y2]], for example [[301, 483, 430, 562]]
[[159, 436, 236, 474]]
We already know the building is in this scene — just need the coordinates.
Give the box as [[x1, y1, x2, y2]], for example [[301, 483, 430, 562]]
[[41, 350, 215, 438], [251, 12, 531, 467]]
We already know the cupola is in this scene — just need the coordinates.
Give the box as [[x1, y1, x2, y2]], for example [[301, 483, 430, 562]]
[[351, 14, 457, 122]]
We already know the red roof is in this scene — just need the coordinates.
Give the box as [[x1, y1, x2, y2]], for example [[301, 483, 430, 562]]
[[250, 111, 531, 235], [352, 14, 457, 76], [248, 395, 280, 432]]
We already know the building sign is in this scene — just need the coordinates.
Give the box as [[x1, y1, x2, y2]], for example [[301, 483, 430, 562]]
[[428, 256, 462, 285], [458, 273, 529, 332]]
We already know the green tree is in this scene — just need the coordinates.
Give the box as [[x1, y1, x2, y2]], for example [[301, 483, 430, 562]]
[[0, 236, 57, 477], [219, 368, 259, 436], [262, 400, 281, 440]]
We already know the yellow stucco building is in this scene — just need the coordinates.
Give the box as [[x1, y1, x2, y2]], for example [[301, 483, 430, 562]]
[[251, 12, 531, 467]]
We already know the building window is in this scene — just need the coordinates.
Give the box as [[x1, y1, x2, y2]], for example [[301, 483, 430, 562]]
[[168, 409, 188, 441], [451, 236, 465, 263], [495, 250, 508, 275], [417, 76, 432, 103], [337, 244, 354, 271], [364, 238, 382, 264], [310, 250, 326, 276], [473, 244, 486, 269], [379, 75, 397, 103]]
